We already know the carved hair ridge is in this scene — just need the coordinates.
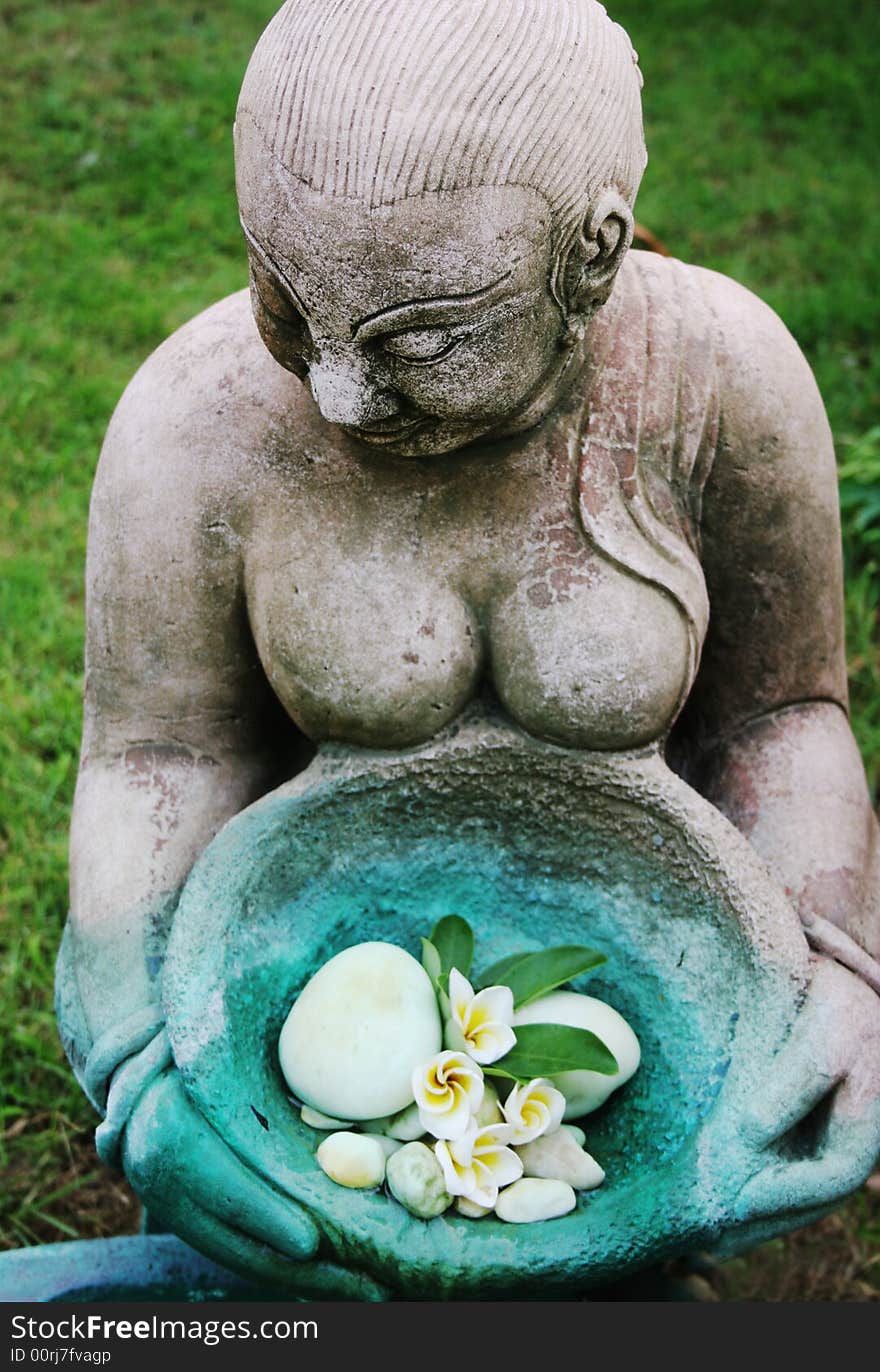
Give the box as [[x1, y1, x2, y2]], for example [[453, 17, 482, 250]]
[[236, 0, 647, 275]]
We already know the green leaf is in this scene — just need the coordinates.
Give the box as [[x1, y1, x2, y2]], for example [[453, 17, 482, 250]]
[[420, 937, 442, 987], [485, 1023, 618, 1083], [480, 945, 607, 1008], [430, 915, 474, 983], [479, 951, 531, 987]]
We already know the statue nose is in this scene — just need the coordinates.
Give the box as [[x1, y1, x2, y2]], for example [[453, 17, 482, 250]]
[[308, 349, 401, 427]]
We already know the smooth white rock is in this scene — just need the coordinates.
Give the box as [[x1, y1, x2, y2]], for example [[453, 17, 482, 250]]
[[300, 1105, 354, 1130], [474, 1082, 503, 1127], [362, 1132, 404, 1160], [455, 1195, 492, 1219], [361, 1115, 392, 1134], [517, 1131, 605, 1190], [316, 1131, 386, 1189], [562, 1124, 586, 1146], [495, 1178, 576, 1223], [279, 942, 442, 1119], [384, 1101, 428, 1141], [386, 1142, 453, 1218], [513, 990, 640, 1119]]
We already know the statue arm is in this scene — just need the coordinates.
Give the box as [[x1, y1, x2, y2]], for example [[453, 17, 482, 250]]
[[61, 361, 300, 1115], [56, 347, 334, 1277], [672, 268, 880, 961]]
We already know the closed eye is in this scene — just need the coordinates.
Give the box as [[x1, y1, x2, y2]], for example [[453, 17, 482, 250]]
[[382, 328, 466, 365]]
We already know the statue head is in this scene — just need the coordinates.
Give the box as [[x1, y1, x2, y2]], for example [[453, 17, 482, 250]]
[[234, 0, 646, 456]]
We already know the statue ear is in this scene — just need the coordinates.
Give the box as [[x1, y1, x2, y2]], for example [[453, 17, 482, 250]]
[[561, 189, 634, 321]]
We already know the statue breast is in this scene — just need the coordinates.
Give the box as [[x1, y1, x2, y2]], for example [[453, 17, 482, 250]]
[[244, 430, 698, 754], [245, 530, 692, 753], [487, 559, 691, 749]]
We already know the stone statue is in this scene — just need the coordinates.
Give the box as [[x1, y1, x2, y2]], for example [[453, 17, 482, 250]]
[[56, 0, 880, 1297]]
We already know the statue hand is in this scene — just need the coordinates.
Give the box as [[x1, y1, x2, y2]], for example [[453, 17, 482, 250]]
[[734, 957, 880, 1222], [121, 1069, 334, 1291]]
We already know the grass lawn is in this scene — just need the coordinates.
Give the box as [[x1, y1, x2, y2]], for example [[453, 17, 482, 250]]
[[1, 0, 878, 1297]]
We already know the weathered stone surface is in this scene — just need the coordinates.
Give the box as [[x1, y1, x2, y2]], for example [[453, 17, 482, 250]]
[[161, 721, 832, 1295]]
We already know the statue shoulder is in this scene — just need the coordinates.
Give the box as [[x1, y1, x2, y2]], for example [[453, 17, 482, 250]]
[[621, 252, 833, 494], [95, 288, 305, 507], [665, 260, 848, 727], [622, 250, 824, 410], [87, 289, 305, 606], [82, 292, 297, 751], [679, 260, 832, 458]]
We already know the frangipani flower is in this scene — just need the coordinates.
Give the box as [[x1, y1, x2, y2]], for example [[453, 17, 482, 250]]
[[501, 1077, 565, 1144], [412, 1050, 484, 1140], [445, 968, 516, 1065], [435, 1121, 523, 1208]]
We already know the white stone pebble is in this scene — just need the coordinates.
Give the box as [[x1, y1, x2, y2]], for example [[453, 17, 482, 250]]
[[386, 1142, 453, 1218], [562, 1124, 586, 1147], [316, 1131, 386, 1189], [473, 1083, 503, 1127], [383, 1101, 427, 1141], [363, 1133, 404, 1160], [279, 942, 442, 1119], [495, 1178, 576, 1223], [301, 1106, 354, 1130], [361, 1114, 392, 1134], [455, 1195, 492, 1219], [517, 1130, 605, 1191]]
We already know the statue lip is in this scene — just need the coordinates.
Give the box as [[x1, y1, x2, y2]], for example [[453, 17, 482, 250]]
[[343, 416, 428, 445]]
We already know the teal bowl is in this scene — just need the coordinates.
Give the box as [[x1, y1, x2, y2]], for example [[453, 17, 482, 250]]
[[163, 713, 810, 1297]]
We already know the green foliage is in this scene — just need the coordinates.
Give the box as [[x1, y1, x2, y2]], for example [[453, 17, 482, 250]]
[[487, 1024, 619, 1085], [480, 946, 607, 1008], [427, 915, 474, 989], [431, 921, 606, 1011], [437, 922, 616, 1079], [837, 427, 880, 801], [839, 428, 880, 563], [614, 0, 880, 440], [420, 937, 443, 987]]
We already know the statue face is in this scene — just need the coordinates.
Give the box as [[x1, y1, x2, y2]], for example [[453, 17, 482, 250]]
[[239, 175, 567, 457]]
